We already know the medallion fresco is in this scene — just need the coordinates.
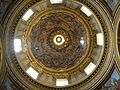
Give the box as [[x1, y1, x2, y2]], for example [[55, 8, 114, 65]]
[[30, 12, 88, 69]]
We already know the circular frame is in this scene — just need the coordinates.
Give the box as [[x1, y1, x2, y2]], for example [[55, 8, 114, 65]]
[[114, 3, 120, 73], [24, 8, 93, 75]]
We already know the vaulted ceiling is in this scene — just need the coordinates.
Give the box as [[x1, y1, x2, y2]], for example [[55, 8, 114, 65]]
[[0, 0, 120, 90]]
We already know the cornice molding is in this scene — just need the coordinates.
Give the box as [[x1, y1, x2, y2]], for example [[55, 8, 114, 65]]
[[99, 0, 113, 17]]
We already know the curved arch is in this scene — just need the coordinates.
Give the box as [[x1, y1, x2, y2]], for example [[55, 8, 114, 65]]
[[0, 21, 6, 87], [114, 4, 120, 74]]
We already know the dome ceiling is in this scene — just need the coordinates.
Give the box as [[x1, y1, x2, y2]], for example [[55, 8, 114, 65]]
[[30, 11, 89, 69], [3, 0, 116, 89]]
